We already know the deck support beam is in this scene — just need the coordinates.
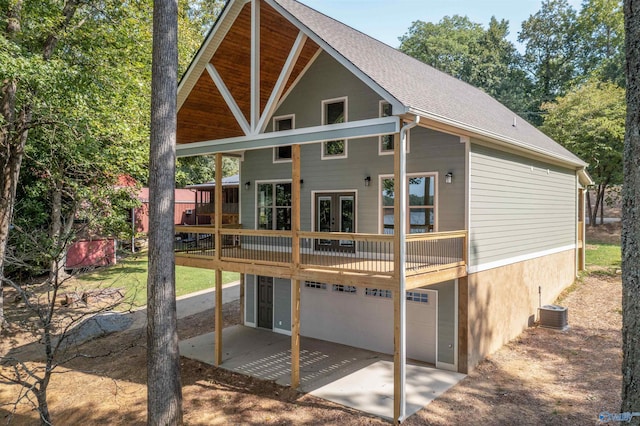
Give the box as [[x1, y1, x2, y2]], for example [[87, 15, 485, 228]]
[[214, 153, 223, 366], [291, 144, 301, 388], [291, 279, 301, 388], [239, 273, 245, 324]]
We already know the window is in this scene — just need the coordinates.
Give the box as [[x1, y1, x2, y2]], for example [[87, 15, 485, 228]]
[[379, 101, 394, 154], [305, 281, 327, 290], [273, 115, 294, 163], [365, 288, 392, 298], [332, 284, 357, 294], [322, 98, 347, 159], [406, 291, 429, 303], [381, 174, 436, 234], [257, 181, 292, 230]]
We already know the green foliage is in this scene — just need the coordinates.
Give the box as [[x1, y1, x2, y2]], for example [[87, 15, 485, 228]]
[[176, 155, 239, 187], [576, 0, 624, 85], [399, 15, 484, 80], [519, 0, 579, 104], [541, 79, 625, 186], [2, 0, 228, 279], [398, 15, 535, 119]]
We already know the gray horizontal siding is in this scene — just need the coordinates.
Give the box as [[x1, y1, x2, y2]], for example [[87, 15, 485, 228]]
[[241, 127, 465, 233], [469, 144, 577, 268], [240, 51, 466, 233]]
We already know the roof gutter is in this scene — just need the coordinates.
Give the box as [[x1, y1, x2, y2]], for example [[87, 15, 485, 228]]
[[407, 107, 588, 170]]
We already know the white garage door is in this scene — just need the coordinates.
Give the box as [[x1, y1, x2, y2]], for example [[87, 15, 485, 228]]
[[300, 284, 438, 364]]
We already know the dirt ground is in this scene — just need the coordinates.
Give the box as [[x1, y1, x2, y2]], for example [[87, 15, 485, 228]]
[[1, 228, 623, 425]]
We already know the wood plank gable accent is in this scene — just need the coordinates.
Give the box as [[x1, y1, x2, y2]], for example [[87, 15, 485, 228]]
[[177, 0, 321, 146], [259, 2, 299, 113], [177, 72, 244, 144], [210, 3, 252, 124]]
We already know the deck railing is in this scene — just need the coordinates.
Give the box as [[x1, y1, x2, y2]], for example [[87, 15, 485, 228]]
[[175, 225, 467, 277], [298, 231, 394, 275], [406, 231, 467, 275]]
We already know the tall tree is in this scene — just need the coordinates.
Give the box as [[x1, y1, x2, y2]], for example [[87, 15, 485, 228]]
[[518, 0, 579, 104], [398, 15, 534, 120], [576, 0, 625, 85], [0, 0, 153, 328], [622, 0, 640, 419], [541, 79, 624, 225], [147, 0, 182, 424], [399, 15, 484, 80]]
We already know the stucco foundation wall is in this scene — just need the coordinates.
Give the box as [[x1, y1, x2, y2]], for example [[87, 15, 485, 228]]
[[464, 249, 576, 370]]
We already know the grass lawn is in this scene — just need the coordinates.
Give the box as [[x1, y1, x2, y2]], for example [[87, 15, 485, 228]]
[[72, 252, 239, 308], [585, 243, 621, 271]]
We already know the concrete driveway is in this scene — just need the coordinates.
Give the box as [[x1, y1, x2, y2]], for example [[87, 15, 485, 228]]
[[179, 325, 464, 420]]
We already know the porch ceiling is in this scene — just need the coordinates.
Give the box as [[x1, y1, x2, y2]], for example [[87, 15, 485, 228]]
[[177, 1, 320, 145]]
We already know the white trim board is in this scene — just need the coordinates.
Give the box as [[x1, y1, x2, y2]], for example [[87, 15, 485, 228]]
[[467, 244, 577, 274]]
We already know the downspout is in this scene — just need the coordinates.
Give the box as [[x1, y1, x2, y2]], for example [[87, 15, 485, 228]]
[[398, 116, 419, 423]]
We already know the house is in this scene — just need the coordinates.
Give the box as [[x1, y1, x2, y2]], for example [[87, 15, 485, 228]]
[[185, 174, 240, 225], [131, 187, 198, 233], [174, 0, 591, 421]]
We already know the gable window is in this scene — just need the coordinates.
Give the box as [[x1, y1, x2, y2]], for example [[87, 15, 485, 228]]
[[379, 101, 407, 155], [379, 101, 394, 154], [321, 97, 348, 159], [273, 115, 294, 163], [257, 181, 292, 230], [381, 173, 436, 234]]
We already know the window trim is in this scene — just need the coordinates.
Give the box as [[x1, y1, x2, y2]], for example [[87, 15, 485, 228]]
[[272, 114, 295, 164], [321, 96, 348, 160], [254, 179, 293, 230], [378, 172, 438, 234]]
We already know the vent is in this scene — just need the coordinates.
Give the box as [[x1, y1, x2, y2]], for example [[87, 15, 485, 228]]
[[539, 305, 568, 331]]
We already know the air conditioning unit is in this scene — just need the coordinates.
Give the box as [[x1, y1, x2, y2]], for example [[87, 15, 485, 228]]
[[539, 305, 568, 331]]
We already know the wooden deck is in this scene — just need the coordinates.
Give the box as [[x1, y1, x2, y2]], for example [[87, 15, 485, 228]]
[[175, 226, 467, 290]]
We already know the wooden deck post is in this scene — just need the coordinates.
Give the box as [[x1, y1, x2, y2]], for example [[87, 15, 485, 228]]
[[239, 273, 245, 325], [215, 268, 223, 366], [291, 279, 301, 388], [214, 153, 223, 366], [291, 144, 301, 388]]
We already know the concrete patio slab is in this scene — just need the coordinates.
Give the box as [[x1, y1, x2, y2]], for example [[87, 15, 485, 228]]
[[179, 325, 464, 420]]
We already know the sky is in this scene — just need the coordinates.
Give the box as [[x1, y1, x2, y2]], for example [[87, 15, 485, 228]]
[[301, 0, 583, 49]]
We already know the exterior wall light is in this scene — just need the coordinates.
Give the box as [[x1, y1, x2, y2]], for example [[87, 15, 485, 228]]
[[445, 172, 453, 184], [245, 181, 251, 190], [364, 176, 371, 187]]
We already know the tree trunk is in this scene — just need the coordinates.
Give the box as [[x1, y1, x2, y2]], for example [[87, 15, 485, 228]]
[[35, 385, 51, 426], [598, 183, 607, 225], [147, 0, 182, 424], [0, 79, 31, 328], [622, 0, 640, 421]]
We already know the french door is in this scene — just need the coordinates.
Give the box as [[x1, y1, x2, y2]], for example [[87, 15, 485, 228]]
[[314, 192, 356, 252]]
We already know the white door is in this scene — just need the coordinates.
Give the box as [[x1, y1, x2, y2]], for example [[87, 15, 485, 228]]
[[407, 289, 438, 363]]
